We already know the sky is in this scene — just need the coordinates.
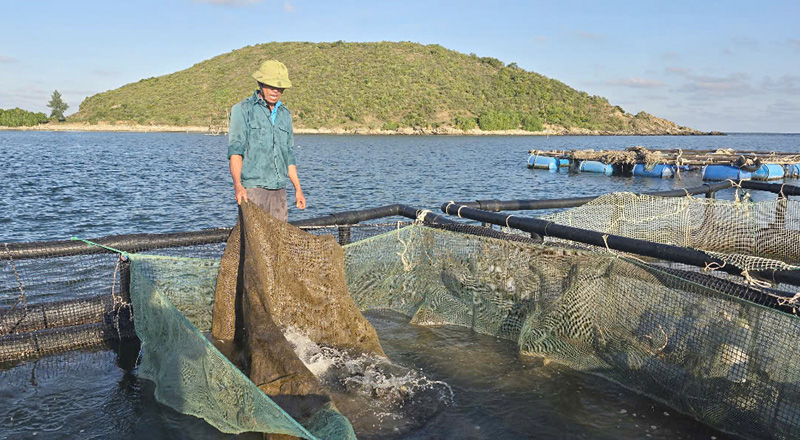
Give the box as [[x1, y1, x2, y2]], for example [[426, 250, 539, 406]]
[[1, 0, 798, 133]]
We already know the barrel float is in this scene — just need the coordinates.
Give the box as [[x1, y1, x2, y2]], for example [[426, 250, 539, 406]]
[[752, 163, 785, 181], [528, 154, 569, 170], [702, 165, 752, 181], [785, 164, 800, 178], [548, 158, 570, 171], [632, 163, 678, 178], [578, 160, 614, 176]]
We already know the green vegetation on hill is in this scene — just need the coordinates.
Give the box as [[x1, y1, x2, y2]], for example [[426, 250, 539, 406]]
[[0, 108, 49, 127], [70, 41, 697, 133]]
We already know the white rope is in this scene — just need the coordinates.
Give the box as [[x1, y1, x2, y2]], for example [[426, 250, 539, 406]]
[[741, 269, 773, 289], [726, 179, 742, 203], [415, 209, 432, 225], [703, 261, 726, 272], [777, 292, 800, 306], [395, 223, 412, 272], [601, 234, 616, 257]]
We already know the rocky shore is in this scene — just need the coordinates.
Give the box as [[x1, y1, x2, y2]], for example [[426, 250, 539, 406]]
[[0, 121, 718, 136]]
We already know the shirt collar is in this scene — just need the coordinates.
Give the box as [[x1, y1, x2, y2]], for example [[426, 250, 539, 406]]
[[253, 90, 283, 111]]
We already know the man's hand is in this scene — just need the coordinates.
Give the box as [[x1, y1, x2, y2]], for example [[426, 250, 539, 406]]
[[295, 189, 306, 209], [234, 184, 248, 205]]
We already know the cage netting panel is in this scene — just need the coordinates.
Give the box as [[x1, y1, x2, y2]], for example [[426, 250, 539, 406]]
[[129, 254, 352, 439], [541, 192, 800, 273], [344, 224, 800, 440]]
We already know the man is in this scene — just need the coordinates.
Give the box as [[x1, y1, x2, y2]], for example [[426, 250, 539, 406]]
[[227, 60, 305, 221]]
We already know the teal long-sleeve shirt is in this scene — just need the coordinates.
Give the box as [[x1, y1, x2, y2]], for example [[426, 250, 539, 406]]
[[227, 91, 296, 190]]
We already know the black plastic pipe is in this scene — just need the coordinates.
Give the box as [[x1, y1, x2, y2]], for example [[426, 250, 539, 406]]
[[453, 181, 735, 212], [0, 228, 233, 261], [441, 202, 800, 287], [740, 180, 800, 197], [2, 205, 454, 260], [290, 204, 456, 227]]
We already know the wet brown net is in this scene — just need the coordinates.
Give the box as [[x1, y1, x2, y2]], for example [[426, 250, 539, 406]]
[[210, 201, 385, 436]]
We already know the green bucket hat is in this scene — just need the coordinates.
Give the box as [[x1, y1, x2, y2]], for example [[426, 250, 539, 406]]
[[252, 60, 292, 89]]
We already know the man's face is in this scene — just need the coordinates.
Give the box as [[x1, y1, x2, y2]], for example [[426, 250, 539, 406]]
[[259, 83, 284, 105]]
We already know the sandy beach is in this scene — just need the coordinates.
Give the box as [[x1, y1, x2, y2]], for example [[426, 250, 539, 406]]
[[0, 122, 708, 136]]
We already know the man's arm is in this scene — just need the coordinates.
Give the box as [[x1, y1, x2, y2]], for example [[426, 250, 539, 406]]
[[288, 164, 305, 209], [230, 155, 247, 205], [228, 104, 247, 205]]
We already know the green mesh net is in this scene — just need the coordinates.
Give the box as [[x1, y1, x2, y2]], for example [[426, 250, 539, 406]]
[[344, 224, 800, 440], [130, 255, 333, 439], [127, 195, 800, 440]]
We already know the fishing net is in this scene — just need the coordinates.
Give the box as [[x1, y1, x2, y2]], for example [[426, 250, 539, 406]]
[[344, 223, 800, 440], [541, 192, 800, 277], [129, 201, 388, 439], [8, 193, 800, 440]]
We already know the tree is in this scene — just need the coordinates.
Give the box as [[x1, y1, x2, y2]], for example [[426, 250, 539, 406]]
[[47, 90, 69, 121]]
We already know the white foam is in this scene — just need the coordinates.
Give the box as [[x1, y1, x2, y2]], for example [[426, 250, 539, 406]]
[[283, 326, 454, 405]]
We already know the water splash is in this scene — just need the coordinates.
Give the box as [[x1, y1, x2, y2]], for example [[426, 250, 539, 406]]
[[284, 325, 454, 435], [284, 325, 453, 403]]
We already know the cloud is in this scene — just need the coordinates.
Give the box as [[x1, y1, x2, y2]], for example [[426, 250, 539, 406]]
[[661, 51, 679, 60], [666, 66, 690, 75], [762, 75, 800, 95], [283, 1, 294, 12], [0, 85, 52, 112], [606, 77, 664, 88], [678, 73, 754, 97], [789, 39, 800, 50], [764, 100, 800, 131], [535, 36, 546, 43], [0, 55, 17, 63], [193, 0, 264, 6], [767, 99, 800, 115]]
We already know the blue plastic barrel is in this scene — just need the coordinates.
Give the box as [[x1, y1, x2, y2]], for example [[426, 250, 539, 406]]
[[528, 155, 569, 171], [702, 165, 752, 181], [752, 163, 785, 180], [578, 161, 614, 176], [632, 163, 677, 178], [528, 154, 549, 169], [785, 164, 800, 178], [548, 158, 570, 171]]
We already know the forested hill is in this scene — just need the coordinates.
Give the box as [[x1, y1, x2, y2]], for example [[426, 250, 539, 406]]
[[70, 41, 701, 134]]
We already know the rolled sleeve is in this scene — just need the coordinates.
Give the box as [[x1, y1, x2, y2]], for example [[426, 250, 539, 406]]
[[227, 104, 246, 159]]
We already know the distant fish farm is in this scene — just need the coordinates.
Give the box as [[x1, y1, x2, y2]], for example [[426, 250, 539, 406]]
[[528, 146, 800, 180]]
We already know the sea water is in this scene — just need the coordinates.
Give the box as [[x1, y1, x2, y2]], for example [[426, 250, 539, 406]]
[[0, 310, 734, 440]]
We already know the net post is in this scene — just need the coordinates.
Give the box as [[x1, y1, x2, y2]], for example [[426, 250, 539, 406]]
[[119, 255, 131, 304], [338, 226, 352, 245], [114, 254, 140, 371]]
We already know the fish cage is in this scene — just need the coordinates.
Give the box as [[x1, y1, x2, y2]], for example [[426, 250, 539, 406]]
[[3, 181, 800, 439], [528, 147, 800, 180]]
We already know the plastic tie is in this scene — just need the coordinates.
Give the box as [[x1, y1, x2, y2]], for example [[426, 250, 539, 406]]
[[70, 236, 130, 258]]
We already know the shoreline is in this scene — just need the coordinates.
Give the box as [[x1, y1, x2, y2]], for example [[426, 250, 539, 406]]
[[0, 122, 719, 136]]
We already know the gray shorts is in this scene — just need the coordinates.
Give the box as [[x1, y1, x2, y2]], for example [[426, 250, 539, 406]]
[[246, 187, 288, 222]]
